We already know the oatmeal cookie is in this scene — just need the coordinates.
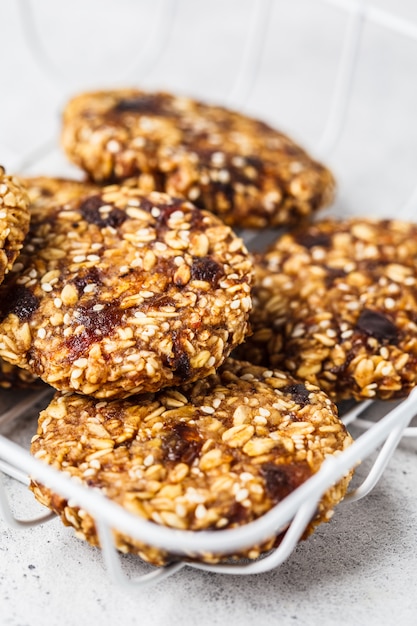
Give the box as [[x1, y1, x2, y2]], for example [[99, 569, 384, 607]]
[[241, 218, 417, 401], [0, 187, 252, 398], [61, 88, 335, 229], [0, 166, 30, 284], [30, 358, 353, 566]]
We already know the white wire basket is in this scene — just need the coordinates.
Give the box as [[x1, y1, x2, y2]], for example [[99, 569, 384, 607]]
[[1, 0, 417, 590]]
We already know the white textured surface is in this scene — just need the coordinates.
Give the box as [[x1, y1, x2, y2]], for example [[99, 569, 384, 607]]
[[1, 1, 417, 624]]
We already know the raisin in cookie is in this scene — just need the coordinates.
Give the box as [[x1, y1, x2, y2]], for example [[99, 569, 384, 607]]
[[0, 187, 252, 398], [0, 166, 30, 284], [30, 358, 353, 566], [240, 218, 417, 401], [61, 89, 335, 229]]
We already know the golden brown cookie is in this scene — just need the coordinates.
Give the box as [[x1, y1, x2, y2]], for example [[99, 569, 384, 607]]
[[0, 166, 30, 284], [61, 89, 335, 228], [240, 218, 417, 401], [0, 186, 252, 398], [30, 358, 353, 566]]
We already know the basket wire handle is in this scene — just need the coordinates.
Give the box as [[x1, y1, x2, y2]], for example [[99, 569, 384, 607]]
[[340, 399, 374, 427], [189, 495, 320, 576], [356, 419, 417, 438], [322, 0, 417, 40], [17, 0, 179, 87], [225, 0, 273, 109], [316, 0, 366, 158], [0, 473, 56, 528], [342, 400, 417, 438], [343, 415, 416, 503], [96, 519, 185, 589]]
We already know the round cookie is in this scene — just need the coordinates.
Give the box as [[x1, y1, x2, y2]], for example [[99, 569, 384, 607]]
[[0, 186, 253, 398], [0, 166, 30, 284], [240, 218, 417, 401], [61, 88, 335, 229], [30, 358, 353, 566]]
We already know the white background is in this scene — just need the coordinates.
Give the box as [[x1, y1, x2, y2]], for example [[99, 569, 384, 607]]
[[1, 1, 417, 624]]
